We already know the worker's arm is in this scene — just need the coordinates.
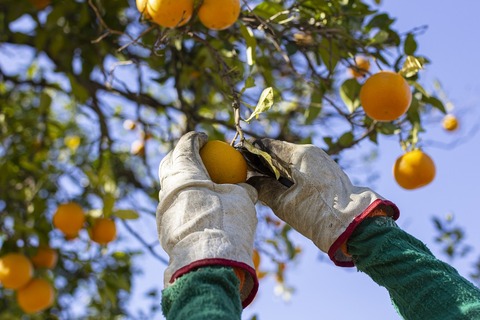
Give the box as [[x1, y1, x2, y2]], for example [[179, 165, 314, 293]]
[[162, 266, 242, 320], [349, 216, 480, 320], [249, 137, 480, 319], [157, 132, 258, 320]]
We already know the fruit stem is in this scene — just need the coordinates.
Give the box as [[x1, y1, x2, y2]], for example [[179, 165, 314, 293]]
[[231, 100, 245, 146]]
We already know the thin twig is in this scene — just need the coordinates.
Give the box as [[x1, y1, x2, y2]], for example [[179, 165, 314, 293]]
[[120, 219, 168, 264], [117, 25, 156, 52]]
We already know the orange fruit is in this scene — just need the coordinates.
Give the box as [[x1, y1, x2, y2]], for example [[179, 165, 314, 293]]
[[90, 218, 117, 245], [131, 140, 145, 156], [359, 71, 412, 122], [252, 249, 260, 269], [31, 247, 58, 270], [232, 267, 245, 290], [442, 114, 459, 131], [147, 0, 194, 28], [123, 119, 137, 131], [17, 278, 55, 314], [393, 149, 436, 190], [53, 202, 85, 238], [349, 57, 371, 78], [198, 0, 240, 30], [199, 140, 248, 184], [136, 0, 151, 19], [28, 0, 51, 10], [293, 32, 314, 46], [0, 253, 34, 290]]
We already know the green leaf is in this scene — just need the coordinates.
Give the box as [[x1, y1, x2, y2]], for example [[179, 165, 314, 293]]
[[340, 78, 361, 113], [425, 96, 447, 114], [246, 76, 256, 89], [305, 90, 322, 124], [338, 132, 354, 147], [245, 87, 274, 123], [103, 193, 116, 217], [319, 38, 339, 73], [366, 13, 394, 30], [113, 209, 140, 220], [88, 209, 103, 218], [376, 122, 399, 135], [239, 24, 257, 67], [26, 62, 39, 80], [253, 2, 288, 21], [242, 140, 281, 180], [400, 55, 424, 78], [406, 96, 421, 125], [412, 81, 428, 96], [368, 130, 378, 144], [370, 30, 389, 44], [68, 74, 89, 103], [99, 155, 117, 195], [39, 92, 52, 113], [404, 33, 418, 55], [323, 136, 334, 148]]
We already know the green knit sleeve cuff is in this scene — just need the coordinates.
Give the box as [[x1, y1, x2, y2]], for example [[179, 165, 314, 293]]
[[162, 266, 242, 320], [348, 216, 480, 320]]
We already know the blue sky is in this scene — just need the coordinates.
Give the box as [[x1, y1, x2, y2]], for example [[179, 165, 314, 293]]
[[126, 1, 480, 319]]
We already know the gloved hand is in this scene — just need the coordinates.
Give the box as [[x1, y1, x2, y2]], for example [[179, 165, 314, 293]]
[[157, 132, 258, 307], [248, 138, 399, 267]]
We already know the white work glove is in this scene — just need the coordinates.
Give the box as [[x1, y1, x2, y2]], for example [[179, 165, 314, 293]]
[[157, 132, 258, 307], [248, 138, 399, 267]]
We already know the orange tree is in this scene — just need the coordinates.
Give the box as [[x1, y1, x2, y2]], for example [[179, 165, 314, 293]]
[[0, 0, 476, 318]]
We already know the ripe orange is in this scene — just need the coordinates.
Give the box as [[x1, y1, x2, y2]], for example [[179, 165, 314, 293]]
[[28, 0, 51, 10], [136, 0, 151, 19], [147, 0, 194, 28], [131, 140, 145, 156], [232, 267, 245, 290], [252, 249, 260, 269], [17, 278, 55, 314], [393, 149, 436, 190], [199, 140, 248, 184], [0, 253, 34, 290], [359, 71, 412, 122], [53, 202, 85, 238], [198, 0, 240, 30], [293, 32, 314, 46], [442, 114, 459, 131], [349, 57, 371, 78], [31, 247, 58, 270], [123, 119, 137, 131], [90, 218, 117, 245]]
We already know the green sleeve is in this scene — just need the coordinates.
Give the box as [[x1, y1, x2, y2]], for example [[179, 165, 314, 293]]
[[348, 216, 480, 320], [161, 266, 242, 320]]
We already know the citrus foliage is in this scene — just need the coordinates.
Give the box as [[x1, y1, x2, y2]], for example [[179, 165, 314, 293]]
[[0, 0, 468, 317]]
